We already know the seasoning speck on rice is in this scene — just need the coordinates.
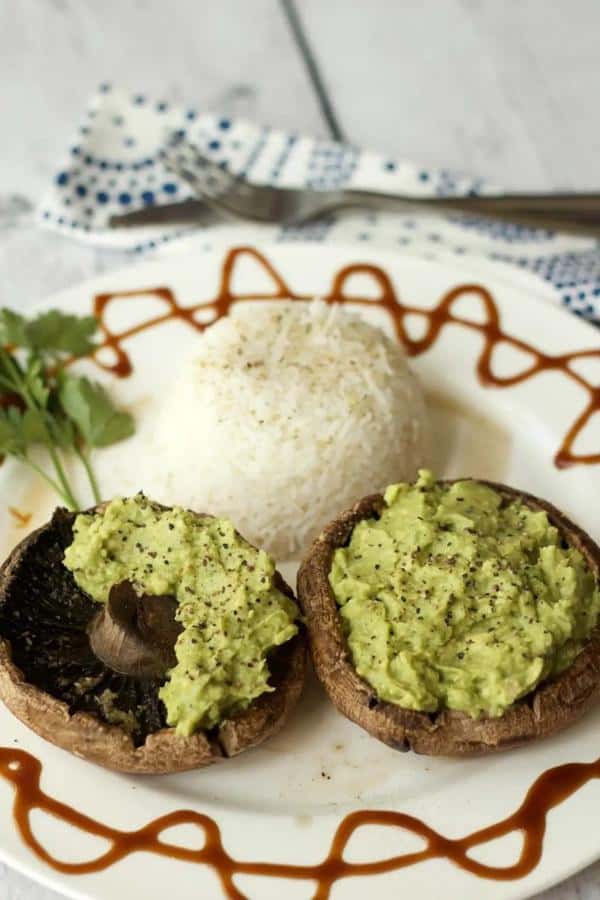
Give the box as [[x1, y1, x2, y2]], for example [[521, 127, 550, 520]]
[[148, 301, 429, 558]]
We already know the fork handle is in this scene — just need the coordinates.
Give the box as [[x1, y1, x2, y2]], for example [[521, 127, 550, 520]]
[[339, 191, 600, 238]]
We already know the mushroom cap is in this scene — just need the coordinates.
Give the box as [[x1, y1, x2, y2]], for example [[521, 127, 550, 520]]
[[297, 481, 600, 756], [0, 507, 306, 774]]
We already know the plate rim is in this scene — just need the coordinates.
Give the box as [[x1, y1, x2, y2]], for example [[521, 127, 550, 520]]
[[0, 237, 598, 900]]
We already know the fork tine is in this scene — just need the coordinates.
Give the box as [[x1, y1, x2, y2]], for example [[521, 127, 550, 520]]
[[163, 133, 278, 222], [163, 134, 237, 196]]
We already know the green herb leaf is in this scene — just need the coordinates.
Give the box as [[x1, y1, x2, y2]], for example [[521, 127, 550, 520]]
[[0, 305, 133, 508], [24, 355, 50, 408], [0, 310, 30, 348], [0, 407, 47, 455], [0, 347, 22, 389], [0, 308, 98, 357], [19, 408, 49, 444], [59, 374, 135, 448], [48, 411, 77, 449], [0, 409, 24, 456], [26, 311, 98, 357]]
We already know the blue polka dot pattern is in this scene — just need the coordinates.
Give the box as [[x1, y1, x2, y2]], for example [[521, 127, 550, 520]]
[[39, 85, 600, 326], [306, 142, 358, 190], [447, 214, 555, 243]]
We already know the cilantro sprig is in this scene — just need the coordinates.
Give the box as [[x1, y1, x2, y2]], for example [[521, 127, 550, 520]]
[[0, 308, 134, 509]]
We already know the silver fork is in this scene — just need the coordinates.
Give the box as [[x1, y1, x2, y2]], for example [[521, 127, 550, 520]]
[[110, 135, 600, 238]]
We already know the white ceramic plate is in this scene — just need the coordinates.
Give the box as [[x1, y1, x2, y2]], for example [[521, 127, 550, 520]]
[[0, 241, 598, 900]]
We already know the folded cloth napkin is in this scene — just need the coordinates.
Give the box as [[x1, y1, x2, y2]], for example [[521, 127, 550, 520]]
[[39, 84, 600, 325]]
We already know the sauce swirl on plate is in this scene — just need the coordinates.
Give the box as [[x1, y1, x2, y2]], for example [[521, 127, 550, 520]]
[[91, 245, 599, 468], [0, 746, 599, 897]]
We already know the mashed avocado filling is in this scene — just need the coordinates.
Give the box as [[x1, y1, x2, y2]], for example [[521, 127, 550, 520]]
[[329, 470, 600, 718], [64, 496, 298, 736]]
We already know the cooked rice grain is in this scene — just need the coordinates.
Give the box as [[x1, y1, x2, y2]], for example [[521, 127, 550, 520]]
[[150, 301, 428, 559]]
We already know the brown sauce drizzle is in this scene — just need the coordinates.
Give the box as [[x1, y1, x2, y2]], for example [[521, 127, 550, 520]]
[[7, 508, 32, 528], [0, 746, 599, 897], [1, 246, 598, 893], [91, 246, 599, 468]]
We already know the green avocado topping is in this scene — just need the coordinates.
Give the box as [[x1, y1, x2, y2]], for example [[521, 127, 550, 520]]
[[64, 496, 298, 736], [329, 470, 599, 718]]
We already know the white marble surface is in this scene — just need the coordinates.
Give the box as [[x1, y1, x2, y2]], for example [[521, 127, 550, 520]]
[[300, 0, 600, 191], [1, 1, 599, 898]]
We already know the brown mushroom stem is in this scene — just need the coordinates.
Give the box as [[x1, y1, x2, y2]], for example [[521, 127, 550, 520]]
[[87, 581, 181, 679]]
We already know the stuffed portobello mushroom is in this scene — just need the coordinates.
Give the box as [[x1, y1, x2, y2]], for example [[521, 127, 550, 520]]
[[0, 496, 306, 773], [298, 471, 600, 756]]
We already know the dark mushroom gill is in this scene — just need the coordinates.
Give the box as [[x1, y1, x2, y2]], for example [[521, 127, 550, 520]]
[[0, 509, 168, 746]]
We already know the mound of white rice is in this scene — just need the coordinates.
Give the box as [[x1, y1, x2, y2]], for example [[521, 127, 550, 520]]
[[149, 301, 428, 559]]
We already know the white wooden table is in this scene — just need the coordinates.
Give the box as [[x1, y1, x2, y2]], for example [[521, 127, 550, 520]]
[[1, 1, 599, 897]]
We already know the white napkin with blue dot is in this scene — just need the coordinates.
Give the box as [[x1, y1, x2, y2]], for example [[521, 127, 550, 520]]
[[38, 84, 600, 325]]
